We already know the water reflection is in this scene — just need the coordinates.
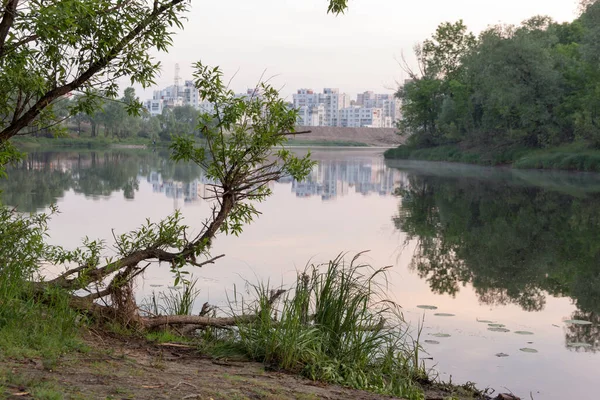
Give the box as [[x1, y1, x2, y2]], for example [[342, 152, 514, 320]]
[[1, 150, 400, 212], [0, 151, 170, 211], [388, 160, 600, 352], [291, 157, 399, 200]]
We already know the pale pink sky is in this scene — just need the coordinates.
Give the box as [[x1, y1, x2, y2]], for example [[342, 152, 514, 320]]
[[134, 0, 577, 101]]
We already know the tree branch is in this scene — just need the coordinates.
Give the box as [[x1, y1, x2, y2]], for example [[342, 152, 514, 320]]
[[0, 0, 19, 56], [0, 0, 186, 142]]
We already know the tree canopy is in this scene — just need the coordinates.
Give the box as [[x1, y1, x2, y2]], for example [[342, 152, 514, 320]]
[[398, 1, 600, 150]]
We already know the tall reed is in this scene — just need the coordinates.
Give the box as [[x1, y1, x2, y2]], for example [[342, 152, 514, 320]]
[[235, 253, 426, 399]]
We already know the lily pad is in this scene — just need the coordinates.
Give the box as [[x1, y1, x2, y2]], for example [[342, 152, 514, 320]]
[[431, 333, 451, 338], [424, 340, 440, 345], [488, 327, 510, 333], [434, 313, 455, 317], [477, 319, 495, 323], [514, 331, 534, 335], [149, 284, 163, 287], [168, 286, 182, 290], [567, 342, 593, 348], [520, 348, 538, 353], [564, 319, 593, 325], [495, 353, 509, 357], [417, 305, 438, 310], [488, 323, 506, 328]]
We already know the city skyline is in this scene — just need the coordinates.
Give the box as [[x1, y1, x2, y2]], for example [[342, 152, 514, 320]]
[[145, 80, 402, 128], [129, 0, 577, 101]]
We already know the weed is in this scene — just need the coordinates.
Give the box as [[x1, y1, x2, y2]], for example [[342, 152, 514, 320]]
[[232, 253, 426, 400], [0, 208, 82, 360]]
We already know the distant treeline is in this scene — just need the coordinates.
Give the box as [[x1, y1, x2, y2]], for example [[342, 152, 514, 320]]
[[26, 87, 201, 142], [394, 1, 600, 158]]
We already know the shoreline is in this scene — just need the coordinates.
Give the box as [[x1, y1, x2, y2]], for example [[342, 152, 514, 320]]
[[0, 329, 494, 400], [384, 143, 600, 173]]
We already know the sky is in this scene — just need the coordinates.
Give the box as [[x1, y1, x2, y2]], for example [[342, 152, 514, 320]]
[[134, 0, 578, 102]]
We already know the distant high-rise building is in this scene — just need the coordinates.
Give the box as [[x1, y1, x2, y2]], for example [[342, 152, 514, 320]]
[[292, 88, 399, 128]]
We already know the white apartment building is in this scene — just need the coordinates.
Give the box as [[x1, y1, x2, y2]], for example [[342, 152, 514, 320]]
[[293, 88, 349, 127], [297, 104, 326, 126], [339, 106, 384, 128], [357, 91, 401, 128]]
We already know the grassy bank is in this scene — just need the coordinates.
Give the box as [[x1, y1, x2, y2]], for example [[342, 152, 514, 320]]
[[285, 139, 370, 147], [11, 136, 158, 150], [384, 142, 600, 172], [12, 136, 371, 151], [0, 239, 489, 399]]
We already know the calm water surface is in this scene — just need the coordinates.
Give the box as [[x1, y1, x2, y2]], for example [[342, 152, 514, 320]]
[[4, 149, 600, 400]]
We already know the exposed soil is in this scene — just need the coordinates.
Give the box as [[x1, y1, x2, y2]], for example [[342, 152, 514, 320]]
[[0, 331, 489, 400], [294, 126, 405, 147]]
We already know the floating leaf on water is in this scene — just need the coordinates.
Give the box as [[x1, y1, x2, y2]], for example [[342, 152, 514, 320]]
[[477, 319, 495, 323], [514, 331, 534, 335], [495, 353, 509, 357], [488, 327, 510, 333], [431, 333, 451, 338], [564, 319, 593, 325], [424, 340, 440, 345], [567, 342, 593, 348], [527, 341, 534, 344], [434, 313, 455, 317], [417, 305, 438, 310], [168, 286, 182, 290], [149, 284, 163, 288], [488, 323, 505, 328], [552, 324, 560, 328], [520, 348, 538, 353]]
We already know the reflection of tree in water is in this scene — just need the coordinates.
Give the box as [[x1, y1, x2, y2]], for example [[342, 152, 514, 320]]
[[394, 174, 600, 314], [0, 153, 73, 211], [564, 311, 600, 353], [0, 151, 204, 211]]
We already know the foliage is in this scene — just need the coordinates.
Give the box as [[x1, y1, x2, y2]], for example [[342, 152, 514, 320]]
[[235, 254, 425, 399], [0, 63, 316, 330], [395, 2, 600, 155], [0, 206, 81, 359], [170, 62, 315, 237], [0, 0, 192, 142], [142, 278, 201, 316]]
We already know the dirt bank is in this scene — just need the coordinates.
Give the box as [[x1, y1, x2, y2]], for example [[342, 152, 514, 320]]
[[0, 332, 494, 400], [293, 126, 405, 147]]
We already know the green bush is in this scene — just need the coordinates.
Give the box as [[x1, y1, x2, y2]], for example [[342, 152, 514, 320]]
[[0, 206, 82, 359], [235, 254, 425, 400]]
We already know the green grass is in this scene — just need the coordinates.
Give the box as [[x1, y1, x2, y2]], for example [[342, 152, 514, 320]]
[[285, 139, 370, 147], [11, 135, 161, 150], [0, 208, 84, 362], [230, 253, 426, 400], [0, 368, 66, 399], [384, 141, 600, 172]]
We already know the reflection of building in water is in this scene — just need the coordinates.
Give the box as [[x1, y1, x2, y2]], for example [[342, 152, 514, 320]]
[[291, 158, 402, 200], [147, 172, 202, 204]]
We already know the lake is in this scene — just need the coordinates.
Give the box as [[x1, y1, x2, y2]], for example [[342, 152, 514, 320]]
[[4, 148, 600, 400]]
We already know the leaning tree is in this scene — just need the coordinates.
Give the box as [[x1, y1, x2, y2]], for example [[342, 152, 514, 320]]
[[0, 0, 350, 326], [17, 63, 314, 327]]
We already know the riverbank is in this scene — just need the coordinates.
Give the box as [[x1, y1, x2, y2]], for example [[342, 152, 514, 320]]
[[10, 125, 403, 151], [383, 142, 600, 172], [0, 329, 492, 400]]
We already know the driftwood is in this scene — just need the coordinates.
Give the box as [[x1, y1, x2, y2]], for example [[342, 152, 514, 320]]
[[142, 314, 256, 329], [141, 289, 286, 330]]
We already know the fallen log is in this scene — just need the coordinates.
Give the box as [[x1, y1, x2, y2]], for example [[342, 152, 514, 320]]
[[141, 314, 257, 329]]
